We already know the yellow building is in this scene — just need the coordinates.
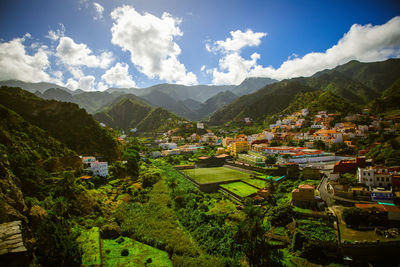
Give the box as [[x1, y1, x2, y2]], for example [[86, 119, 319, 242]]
[[292, 184, 315, 208], [231, 141, 250, 156], [216, 147, 226, 155]]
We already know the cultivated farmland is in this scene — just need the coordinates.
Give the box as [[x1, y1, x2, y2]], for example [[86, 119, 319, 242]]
[[182, 167, 251, 184]]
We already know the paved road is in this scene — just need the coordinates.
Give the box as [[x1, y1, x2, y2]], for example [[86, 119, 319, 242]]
[[318, 175, 334, 206], [318, 172, 375, 206]]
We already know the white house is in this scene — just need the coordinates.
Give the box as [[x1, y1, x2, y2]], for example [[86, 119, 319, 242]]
[[159, 142, 177, 150], [302, 108, 309, 117], [91, 161, 108, 177], [357, 167, 392, 187], [151, 151, 162, 158]]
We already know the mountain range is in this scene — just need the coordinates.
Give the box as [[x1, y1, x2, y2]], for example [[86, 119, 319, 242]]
[[1, 59, 399, 130], [209, 58, 400, 124], [0, 77, 276, 120]]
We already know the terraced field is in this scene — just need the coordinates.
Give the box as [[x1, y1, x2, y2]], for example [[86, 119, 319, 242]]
[[220, 182, 259, 198], [183, 167, 251, 184]]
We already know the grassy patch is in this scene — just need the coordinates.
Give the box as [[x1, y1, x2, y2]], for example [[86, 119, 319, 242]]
[[183, 167, 250, 184], [244, 178, 269, 188], [293, 206, 311, 214], [220, 182, 259, 198], [102, 237, 172, 267], [114, 180, 200, 256], [76, 227, 101, 266]]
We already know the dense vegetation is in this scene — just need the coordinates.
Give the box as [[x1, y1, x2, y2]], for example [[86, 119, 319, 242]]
[[209, 58, 400, 124], [94, 95, 183, 133], [0, 86, 120, 161]]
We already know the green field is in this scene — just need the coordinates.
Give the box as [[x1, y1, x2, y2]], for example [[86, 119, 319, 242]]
[[77, 227, 101, 266], [103, 237, 172, 267], [183, 167, 251, 184], [244, 178, 269, 189], [220, 182, 259, 198]]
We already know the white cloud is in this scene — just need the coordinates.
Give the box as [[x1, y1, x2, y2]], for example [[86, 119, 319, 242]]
[[208, 16, 400, 85], [65, 75, 96, 91], [97, 81, 108, 91], [0, 34, 60, 83], [65, 78, 79, 90], [56, 36, 113, 69], [110, 5, 197, 85], [209, 29, 267, 53], [46, 23, 65, 41], [101, 62, 136, 88], [78, 75, 96, 91], [93, 2, 104, 20]]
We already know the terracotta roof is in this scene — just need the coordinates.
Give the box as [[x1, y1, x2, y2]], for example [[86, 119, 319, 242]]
[[298, 184, 315, 189], [80, 175, 92, 180], [355, 204, 385, 212], [198, 156, 210, 160]]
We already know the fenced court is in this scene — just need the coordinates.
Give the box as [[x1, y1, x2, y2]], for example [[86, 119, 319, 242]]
[[182, 166, 251, 184]]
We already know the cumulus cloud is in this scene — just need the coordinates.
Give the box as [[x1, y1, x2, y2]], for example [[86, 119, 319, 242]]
[[46, 23, 65, 41], [206, 29, 266, 85], [110, 5, 197, 85], [93, 2, 104, 20], [65, 75, 96, 91], [0, 34, 60, 83], [101, 62, 136, 88], [208, 16, 400, 85], [208, 29, 267, 53], [56, 36, 113, 69]]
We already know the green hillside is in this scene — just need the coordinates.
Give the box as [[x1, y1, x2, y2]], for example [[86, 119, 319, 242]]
[[369, 78, 400, 114], [0, 104, 82, 212], [95, 96, 153, 130], [209, 81, 315, 124], [0, 86, 121, 161], [333, 58, 400, 93], [281, 90, 360, 116], [94, 95, 183, 133], [209, 59, 400, 124]]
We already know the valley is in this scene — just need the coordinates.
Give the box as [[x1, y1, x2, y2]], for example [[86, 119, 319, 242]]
[[1, 57, 400, 266]]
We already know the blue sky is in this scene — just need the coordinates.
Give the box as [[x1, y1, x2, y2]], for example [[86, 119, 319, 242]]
[[0, 0, 399, 90]]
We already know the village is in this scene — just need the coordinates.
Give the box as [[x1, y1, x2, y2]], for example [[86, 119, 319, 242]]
[[70, 107, 400, 265]]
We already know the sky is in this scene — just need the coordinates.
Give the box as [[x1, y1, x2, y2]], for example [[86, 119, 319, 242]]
[[0, 0, 399, 91]]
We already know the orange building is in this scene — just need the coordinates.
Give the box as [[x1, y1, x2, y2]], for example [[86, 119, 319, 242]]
[[292, 184, 315, 208], [231, 141, 250, 156]]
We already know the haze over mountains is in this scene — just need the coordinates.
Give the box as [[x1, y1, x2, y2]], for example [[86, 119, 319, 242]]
[[1, 59, 400, 132], [0, 77, 277, 120], [209, 58, 400, 124]]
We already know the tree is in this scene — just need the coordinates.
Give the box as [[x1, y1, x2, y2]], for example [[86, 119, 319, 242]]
[[57, 171, 79, 198], [342, 207, 363, 228], [35, 215, 82, 266], [265, 155, 277, 165], [235, 205, 282, 266], [313, 140, 326, 150], [338, 173, 357, 186], [123, 148, 139, 178], [167, 177, 178, 194]]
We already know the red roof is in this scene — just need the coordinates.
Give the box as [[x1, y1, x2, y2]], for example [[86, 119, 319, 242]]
[[299, 184, 315, 189]]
